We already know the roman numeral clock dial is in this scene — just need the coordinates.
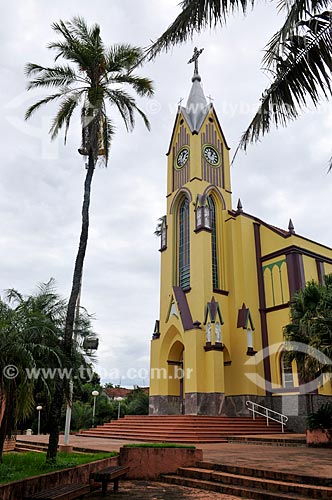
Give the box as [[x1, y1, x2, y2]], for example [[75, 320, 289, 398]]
[[175, 146, 190, 169], [203, 145, 221, 167]]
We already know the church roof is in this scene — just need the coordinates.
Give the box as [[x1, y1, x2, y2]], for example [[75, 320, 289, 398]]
[[181, 73, 210, 133]]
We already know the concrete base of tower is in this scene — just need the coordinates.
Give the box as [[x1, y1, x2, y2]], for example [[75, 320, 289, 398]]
[[149, 395, 182, 415], [149, 393, 332, 431], [149, 393, 225, 416], [185, 392, 225, 415]]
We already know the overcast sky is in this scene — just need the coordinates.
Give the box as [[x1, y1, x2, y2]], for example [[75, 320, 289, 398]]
[[1, 1, 331, 387]]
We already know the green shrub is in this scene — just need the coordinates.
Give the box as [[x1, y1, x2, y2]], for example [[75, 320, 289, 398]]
[[307, 403, 332, 430]]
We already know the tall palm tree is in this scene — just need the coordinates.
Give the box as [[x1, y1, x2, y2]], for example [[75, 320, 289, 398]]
[[25, 17, 154, 462], [284, 275, 332, 390], [148, 1, 332, 167]]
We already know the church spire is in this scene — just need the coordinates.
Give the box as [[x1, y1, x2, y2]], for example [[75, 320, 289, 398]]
[[182, 47, 209, 133]]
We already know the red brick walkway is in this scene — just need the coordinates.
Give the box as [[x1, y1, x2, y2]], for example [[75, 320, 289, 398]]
[[17, 434, 332, 480], [86, 480, 248, 499]]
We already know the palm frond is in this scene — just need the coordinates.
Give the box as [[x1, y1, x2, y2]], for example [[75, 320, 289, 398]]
[[24, 93, 64, 120], [237, 12, 332, 155], [25, 64, 80, 90], [147, 0, 253, 59], [104, 88, 136, 131], [109, 74, 154, 97], [105, 44, 145, 72], [264, 4, 332, 67], [133, 105, 151, 131], [100, 113, 115, 165], [49, 92, 82, 141]]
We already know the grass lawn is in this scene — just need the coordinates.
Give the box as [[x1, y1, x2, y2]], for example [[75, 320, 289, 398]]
[[0, 451, 117, 484]]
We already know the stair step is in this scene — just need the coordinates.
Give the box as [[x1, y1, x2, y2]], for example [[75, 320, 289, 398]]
[[76, 433, 226, 443], [177, 468, 332, 498], [15, 446, 45, 453], [80, 414, 285, 443], [197, 462, 331, 487], [15, 442, 48, 450], [162, 475, 309, 500]]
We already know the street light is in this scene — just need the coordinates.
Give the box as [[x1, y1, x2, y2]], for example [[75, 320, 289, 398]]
[[115, 397, 124, 419], [92, 390, 99, 427], [36, 405, 42, 435]]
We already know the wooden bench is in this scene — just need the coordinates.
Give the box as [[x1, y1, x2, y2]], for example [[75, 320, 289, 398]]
[[24, 483, 90, 500], [90, 465, 129, 496]]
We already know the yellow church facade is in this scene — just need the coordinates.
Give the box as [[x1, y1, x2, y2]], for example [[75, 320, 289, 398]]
[[150, 51, 332, 429]]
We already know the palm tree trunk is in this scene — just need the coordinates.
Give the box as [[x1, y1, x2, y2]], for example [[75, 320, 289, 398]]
[[47, 153, 95, 463], [0, 406, 7, 463]]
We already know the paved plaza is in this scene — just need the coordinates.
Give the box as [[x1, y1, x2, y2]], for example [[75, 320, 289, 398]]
[[86, 480, 248, 499], [18, 433, 332, 480]]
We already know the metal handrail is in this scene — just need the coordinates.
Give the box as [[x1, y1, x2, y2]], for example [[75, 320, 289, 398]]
[[246, 400, 288, 433]]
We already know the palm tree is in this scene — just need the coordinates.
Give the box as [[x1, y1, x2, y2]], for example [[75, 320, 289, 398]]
[[284, 275, 332, 409], [25, 17, 153, 462], [148, 1, 332, 167], [0, 279, 98, 461], [0, 281, 64, 462]]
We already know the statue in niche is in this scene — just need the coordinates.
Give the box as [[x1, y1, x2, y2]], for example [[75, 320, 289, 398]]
[[206, 322, 211, 343], [215, 321, 221, 343]]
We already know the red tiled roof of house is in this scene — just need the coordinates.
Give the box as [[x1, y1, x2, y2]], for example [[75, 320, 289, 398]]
[[105, 386, 149, 399]]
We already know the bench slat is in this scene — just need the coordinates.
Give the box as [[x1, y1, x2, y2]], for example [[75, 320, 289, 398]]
[[24, 483, 90, 500], [90, 465, 129, 481]]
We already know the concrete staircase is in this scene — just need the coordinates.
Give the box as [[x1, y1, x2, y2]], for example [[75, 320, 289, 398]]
[[78, 415, 285, 443], [162, 461, 332, 499]]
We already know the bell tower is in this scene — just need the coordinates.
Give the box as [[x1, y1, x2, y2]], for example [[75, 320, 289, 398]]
[[166, 47, 231, 206], [149, 49, 332, 423], [150, 48, 234, 415]]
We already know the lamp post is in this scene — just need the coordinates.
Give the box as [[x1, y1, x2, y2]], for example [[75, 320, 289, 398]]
[[36, 405, 42, 435], [115, 397, 124, 419], [92, 390, 99, 427]]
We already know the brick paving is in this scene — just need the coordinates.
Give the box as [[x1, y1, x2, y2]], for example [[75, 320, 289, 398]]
[[17, 434, 332, 497], [86, 480, 248, 499]]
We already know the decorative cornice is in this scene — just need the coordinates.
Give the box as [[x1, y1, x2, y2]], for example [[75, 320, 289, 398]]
[[261, 245, 332, 264], [204, 343, 224, 352]]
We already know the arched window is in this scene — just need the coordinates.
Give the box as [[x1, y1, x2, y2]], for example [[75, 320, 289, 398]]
[[281, 352, 294, 388], [208, 196, 219, 289], [178, 197, 190, 290]]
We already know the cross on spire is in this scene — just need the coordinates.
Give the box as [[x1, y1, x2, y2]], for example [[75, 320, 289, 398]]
[[188, 47, 204, 78]]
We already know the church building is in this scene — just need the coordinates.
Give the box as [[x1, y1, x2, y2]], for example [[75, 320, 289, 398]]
[[150, 49, 332, 429]]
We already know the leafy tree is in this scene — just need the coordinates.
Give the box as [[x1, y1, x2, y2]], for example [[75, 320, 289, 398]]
[[284, 275, 332, 386], [148, 1, 332, 166], [126, 387, 149, 415], [0, 281, 64, 462], [71, 401, 92, 430], [25, 17, 153, 463]]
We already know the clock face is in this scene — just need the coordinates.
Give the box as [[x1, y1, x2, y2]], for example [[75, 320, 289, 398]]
[[203, 145, 221, 167], [175, 147, 190, 169]]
